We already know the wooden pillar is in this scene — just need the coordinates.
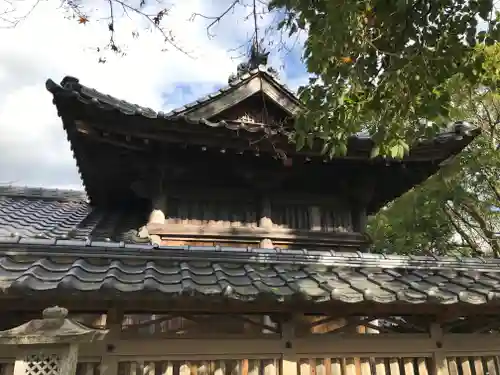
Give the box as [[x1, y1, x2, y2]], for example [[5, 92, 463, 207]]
[[344, 174, 373, 233], [281, 317, 298, 375], [131, 174, 167, 226], [430, 323, 449, 375], [149, 195, 166, 225], [259, 195, 273, 229], [0, 306, 107, 375], [258, 197, 274, 248], [309, 206, 322, 231], [351, 202, 367, 232], [147, 187, 167, 245], [99, 310, 122, 375], [131, 174, 167, 245]]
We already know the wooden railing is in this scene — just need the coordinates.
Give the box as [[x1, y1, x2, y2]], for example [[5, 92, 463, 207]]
[[2, 356, 500, 375]]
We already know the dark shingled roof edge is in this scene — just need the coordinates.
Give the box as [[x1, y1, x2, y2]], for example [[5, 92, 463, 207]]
[[45, 75, 480, 145], [0, 240, 500, 304]]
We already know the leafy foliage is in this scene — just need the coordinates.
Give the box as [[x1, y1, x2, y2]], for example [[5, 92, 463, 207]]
[[270, 0, 500, 156], [368, 45, 500, 256]]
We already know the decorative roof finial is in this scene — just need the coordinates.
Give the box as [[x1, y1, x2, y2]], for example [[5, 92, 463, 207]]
[[228, 38, 279, 84], [248, 38, 269, 69]]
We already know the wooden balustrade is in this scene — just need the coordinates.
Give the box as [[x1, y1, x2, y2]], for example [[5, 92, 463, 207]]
[[1, 356, 500, 375]]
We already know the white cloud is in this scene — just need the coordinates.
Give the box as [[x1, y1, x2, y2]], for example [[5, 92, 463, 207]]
[[0, 0, 307, 189]]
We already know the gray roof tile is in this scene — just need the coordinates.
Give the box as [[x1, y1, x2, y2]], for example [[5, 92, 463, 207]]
[[0, 239, 499, 305], [0, 186, 148, 243]]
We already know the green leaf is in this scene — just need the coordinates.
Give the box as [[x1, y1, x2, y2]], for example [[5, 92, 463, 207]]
[[389, 144, 405, 159], [277, 0, 500, 154]]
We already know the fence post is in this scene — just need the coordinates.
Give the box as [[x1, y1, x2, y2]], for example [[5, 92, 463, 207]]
[[99, 309, 123, 375], [281, 318, 298, 375], [430, 324, 449, 375]]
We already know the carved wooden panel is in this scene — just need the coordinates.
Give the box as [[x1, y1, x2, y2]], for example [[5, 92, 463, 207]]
[[166, 197, 257, 227], [227, 107, 279, 125], [214, 94, 293, 127]]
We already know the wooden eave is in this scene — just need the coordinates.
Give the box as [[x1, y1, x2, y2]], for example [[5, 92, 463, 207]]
[[46, 76, 480, 210], [4, 295, 500, 317], [69, 115, 476, 164], [47, 76, 478, 164]]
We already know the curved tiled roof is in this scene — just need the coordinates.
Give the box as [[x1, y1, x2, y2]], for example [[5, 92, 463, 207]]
[[0, 239, 499, 305], [0, 186, 147, 242]]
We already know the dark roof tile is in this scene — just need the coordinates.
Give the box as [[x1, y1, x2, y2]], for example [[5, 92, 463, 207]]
[[0, 186, 87, 201], [0, 246, 500, 305], [0, 187, 148, 244]]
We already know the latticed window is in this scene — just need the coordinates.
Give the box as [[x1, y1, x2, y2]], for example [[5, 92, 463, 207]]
[[24, 354, 60, 375]]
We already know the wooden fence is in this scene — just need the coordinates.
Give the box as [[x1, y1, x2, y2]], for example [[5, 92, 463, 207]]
[[1, 356, 498, 375]]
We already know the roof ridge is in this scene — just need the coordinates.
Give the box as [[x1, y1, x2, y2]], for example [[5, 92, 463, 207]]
[[0, 237, 499, 271], [0, 185, 88, 201]]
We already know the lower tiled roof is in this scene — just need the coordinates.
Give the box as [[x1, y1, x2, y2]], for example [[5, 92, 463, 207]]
[[1, 239, 500, 306]]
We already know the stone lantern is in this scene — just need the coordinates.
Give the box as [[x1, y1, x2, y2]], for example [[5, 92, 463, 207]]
[[0, 306, 108, 375]]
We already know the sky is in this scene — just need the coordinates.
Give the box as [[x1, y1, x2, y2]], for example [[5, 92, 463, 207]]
[[0, 0, 308, 190]]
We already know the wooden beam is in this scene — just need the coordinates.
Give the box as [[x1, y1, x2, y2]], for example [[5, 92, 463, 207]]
[[75, 127, 147, 152], [2, 298, 500, 318], [147, 222, 367, 246], [0, 333, 498, 360], [75, 116, 462, 163]]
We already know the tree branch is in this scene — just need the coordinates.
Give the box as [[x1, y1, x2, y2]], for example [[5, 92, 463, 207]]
[[444, 204, 483, 255], [189, 0, 240, 38], [461, 199, 500, 256]]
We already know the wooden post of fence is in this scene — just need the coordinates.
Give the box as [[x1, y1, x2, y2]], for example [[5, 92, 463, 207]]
[[281, 318, 298, 375], [430, 324, 449, 375], [99, 309, 123, 375]]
